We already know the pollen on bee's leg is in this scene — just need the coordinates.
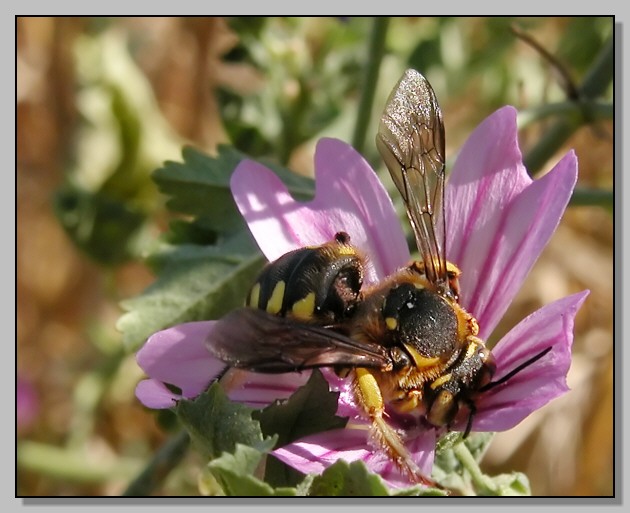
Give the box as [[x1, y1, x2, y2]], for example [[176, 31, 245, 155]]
[[353, 369, 439, 489], [354, 368, 384, 417]]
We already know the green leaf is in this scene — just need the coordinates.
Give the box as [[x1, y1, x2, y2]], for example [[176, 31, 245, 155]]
[[434, 431, 494, 474], [485, 472, 531, 496], [117, 231, 265, 351], [306, 460, 445, 497], [255, 370, 348, 487], [207, 444, 297, 496], [432, 432, 496, 495], [257, 370, 347, 446], [307, 460, 390, 496], [152, 145, 245, 235], [462, 431, 495, 462], [218, 18, 366, 162], [435, 431, 464, 454], [294, 474, 316, 496], [54, 185, 148, 266], [390, 483, 447, 497], [163, 218, 219, 247], [432, 432, 531, 496], [153, 145, 314, 235], [175, 382, 276, 460]]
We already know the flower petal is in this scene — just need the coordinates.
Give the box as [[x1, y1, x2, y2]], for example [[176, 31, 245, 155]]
[[17, 376, 39, 429], [469, 290, 589, 432], [231, 137, 409, 283], [135, 321, 224, 405], [135, 378, 183, 409], [352, 431, 435, 489], [272, 425, 435, 488], [319, 368, 360, 418], [272, 427, 372, 476], [221, 368, 311, 409], [135, 321, 309, 409], [445, 106, 578, 337]]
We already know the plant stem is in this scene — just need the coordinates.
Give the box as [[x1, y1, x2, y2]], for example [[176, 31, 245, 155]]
[[517, 100, 613, 129], [17, 441, 143, 484], [452, 441, 497, 495], [523, 35, 613, 175], [352, 17, 390, 155], [570, 187, 613, 209], [122, 430, 190, 496]]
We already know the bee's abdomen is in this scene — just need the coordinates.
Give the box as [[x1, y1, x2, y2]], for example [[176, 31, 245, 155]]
[[246, 235, 365, 323]]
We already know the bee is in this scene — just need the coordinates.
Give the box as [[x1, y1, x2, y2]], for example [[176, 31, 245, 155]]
[[207, 69, 550, 487]]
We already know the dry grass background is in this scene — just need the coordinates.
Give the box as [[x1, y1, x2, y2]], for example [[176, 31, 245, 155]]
[[16, 17, 614, 496]]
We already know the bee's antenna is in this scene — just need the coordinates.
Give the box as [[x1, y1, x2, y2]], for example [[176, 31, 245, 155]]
[[479, 346, 552, 393]]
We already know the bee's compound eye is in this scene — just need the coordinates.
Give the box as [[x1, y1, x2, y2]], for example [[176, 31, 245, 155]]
[[480, 347, 495, 369], [389, 346, 412, 370], [477, 350, 496, 387]]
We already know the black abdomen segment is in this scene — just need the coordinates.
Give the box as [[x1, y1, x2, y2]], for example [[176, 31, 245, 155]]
[[246, 239, 364, 323]]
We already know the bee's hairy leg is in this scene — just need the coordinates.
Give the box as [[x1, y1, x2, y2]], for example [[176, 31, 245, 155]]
[[353, 368, 440, 489]]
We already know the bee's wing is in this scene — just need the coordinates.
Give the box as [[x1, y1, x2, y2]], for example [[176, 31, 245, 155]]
[[376, 69, 448, 291], [207, 308, 391, 373]]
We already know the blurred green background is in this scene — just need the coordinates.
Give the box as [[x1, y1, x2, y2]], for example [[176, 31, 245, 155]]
[[17, 16, 613, 496]]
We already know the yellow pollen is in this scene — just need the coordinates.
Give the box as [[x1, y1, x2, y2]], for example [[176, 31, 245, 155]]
[[355, 368, 384, 413]]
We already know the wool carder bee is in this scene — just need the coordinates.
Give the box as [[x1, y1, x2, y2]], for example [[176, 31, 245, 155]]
[[208, 69, 550, 487]]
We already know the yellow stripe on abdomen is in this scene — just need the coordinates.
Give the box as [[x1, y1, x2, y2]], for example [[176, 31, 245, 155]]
[[266, 281, 286, 315]]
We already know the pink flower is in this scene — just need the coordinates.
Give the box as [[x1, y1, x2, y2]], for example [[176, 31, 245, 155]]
[[135, 106, 588, 487], [17, 375, 39, 431]]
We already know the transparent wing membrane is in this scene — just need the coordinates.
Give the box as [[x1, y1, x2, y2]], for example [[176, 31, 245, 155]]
[[376, 69, 448, 292]]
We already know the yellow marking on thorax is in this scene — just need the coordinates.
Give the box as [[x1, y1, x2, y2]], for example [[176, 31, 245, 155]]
[[465, 339, 479, 358], [403, 344, 441, 369], [291, 292, 316, 320], [248, 282, 261, 307], [385, 317, 398, 330], [266, 281, 286, 314], [336, 246, 357, 256], [430, 373, 452, 390]]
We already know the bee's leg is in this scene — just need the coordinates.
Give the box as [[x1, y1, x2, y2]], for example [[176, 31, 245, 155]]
[[353, 368, 438, 488], [462, 399, 476, 439]]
